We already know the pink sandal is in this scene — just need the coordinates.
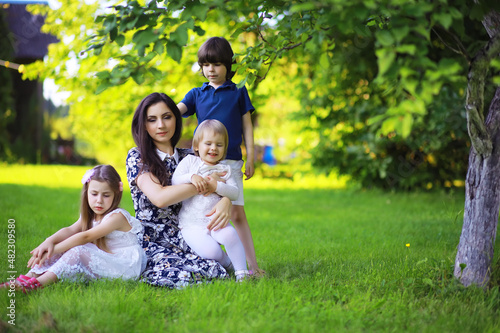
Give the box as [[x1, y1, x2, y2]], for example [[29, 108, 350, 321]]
[[18, 276, 43, 293], [1, 275, 43, 293]]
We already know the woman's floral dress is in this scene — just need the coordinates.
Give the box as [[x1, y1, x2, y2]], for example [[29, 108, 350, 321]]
[[126, 147, 228, 288]]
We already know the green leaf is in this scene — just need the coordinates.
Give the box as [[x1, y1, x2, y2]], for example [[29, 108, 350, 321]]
[[153, 39, 165, 55], [376, 48, 396, 77], [149, 67, 163, 80], [319, 53, 329, 69], [142, 52, 156, 64], [171, 24, 189, 46], [380, 116, 399, 135], [391, 25, 410, 43], [433, 12, 453, 29], [290, 3, 317, 12], [132, 29, 159, 47], [236, 75, 248, 89], [95, 80, 112, 94], [115, 34, 125, 47], [375, 30, 394, 47], [367, 114, 387, 126], [167, 42, 182, 62], [103, 15, 117, 34], [95, 70, 110, 80], [131, 69, 146, 85], [193, 25, 205, 37], [401, 113, 413, 138], [395, 44, 416, 55]]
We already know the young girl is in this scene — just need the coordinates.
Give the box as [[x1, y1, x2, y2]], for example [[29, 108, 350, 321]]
[[1, 165, 146, 293], [177, 37, 265, 277], [172, 120, 248, 281]]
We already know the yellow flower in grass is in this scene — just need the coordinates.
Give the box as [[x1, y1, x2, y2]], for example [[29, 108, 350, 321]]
[[406, 243, 410, 248]]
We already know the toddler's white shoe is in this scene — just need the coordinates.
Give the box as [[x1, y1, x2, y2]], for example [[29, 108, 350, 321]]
[[235, 270, 249, 282]]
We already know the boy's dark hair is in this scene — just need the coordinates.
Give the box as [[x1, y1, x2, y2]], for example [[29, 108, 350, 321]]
[[197, 37, 235, 80]]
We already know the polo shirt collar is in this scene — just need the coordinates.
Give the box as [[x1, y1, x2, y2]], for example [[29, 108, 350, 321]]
[[201, 80, 234, 91], [156, 148, 179, 164]]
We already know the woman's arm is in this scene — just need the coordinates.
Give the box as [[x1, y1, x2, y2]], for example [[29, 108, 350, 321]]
[[137, 172, 199, 208]]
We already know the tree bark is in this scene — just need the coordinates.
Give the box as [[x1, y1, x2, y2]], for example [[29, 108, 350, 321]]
[[454, 87, 500, 287], [454, 8, 500, 287]]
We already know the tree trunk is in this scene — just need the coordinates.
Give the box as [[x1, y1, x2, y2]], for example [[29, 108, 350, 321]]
[[454, 87, 500, 287]]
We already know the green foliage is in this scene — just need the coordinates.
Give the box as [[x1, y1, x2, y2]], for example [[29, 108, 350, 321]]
[[82, 0, 496, 189], [1, 165, 500, 331], [22, 0, 500, 188], [0, 10, 16, 161]]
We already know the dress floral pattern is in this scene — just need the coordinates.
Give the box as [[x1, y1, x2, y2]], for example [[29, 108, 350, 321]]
[[126, 147, 228, 288]]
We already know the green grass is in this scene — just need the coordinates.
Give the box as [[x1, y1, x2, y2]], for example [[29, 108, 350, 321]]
[[0, 164, 499, 332]]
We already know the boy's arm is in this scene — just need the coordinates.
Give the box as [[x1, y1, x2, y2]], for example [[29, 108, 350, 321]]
[[177, 102, 188, 115], [242, 111, 255, 180]]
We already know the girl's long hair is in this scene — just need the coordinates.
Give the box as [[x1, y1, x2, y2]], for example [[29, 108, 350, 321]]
[[80, 165, 122, 252], [192, 119, 229, 160], [131, 92, 182, 186], [197, 37, 235, 80]]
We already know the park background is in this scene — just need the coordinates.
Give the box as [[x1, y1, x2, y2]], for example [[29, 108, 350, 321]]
[[1, 0, 500, 332]]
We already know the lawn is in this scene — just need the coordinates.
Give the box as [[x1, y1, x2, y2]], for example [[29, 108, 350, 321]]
[[0, 164, 499, 332]]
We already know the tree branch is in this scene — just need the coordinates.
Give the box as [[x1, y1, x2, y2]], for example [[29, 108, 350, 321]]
[[466, 32, 500, 156], [431, 26, 470, 61]]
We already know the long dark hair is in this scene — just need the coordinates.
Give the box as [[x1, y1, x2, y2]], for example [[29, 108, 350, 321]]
[[131, 92, 182, 186], [197, 37, 236, 80], [80, 165, 123, 253]]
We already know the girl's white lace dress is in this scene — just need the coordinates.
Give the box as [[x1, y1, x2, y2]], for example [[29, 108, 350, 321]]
[[30, 208, 147, 281]]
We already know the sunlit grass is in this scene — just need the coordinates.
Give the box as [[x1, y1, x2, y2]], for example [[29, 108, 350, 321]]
[[0, 163, 348, 191], [0, 164, 499, 332], [0, 163, 129, 190]]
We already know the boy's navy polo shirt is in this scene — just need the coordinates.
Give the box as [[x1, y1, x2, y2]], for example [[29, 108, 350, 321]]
[[181, 81, 254, 161]]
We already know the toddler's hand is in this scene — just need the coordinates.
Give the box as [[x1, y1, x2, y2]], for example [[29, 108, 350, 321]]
[[203, 176, 218, 196], [191, 174, 208, 193], [210, 172, 227, 183]]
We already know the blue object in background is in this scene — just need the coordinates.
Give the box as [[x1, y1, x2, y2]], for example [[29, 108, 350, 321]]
[[262, 145, 277, 166]]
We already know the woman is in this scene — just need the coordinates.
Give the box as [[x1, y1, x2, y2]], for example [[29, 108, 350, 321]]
[[126, 92, 231, 288]]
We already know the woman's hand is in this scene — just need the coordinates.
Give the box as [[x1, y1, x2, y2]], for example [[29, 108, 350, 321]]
[[206, 197, 232, 231]]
